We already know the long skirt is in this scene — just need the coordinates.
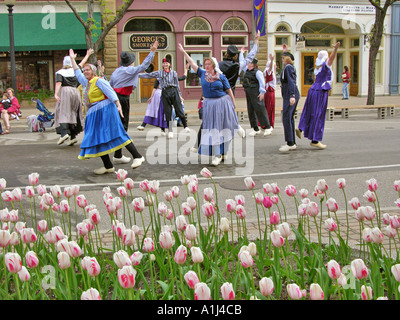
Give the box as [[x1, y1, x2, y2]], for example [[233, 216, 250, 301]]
[[298, 88, 329, 142], [199, 94, 239, 156], [143, 89, 168, 128], [78, 99, 133, 159], [263, 87, 275, 128]]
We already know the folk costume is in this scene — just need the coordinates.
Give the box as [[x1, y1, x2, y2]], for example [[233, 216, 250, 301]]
[[263, 59, 276, 128], [54, 56, 83, 146]]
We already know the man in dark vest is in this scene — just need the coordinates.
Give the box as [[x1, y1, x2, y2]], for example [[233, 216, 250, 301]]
[[218, 45, 240, 94], [242, 58, 273, 137]]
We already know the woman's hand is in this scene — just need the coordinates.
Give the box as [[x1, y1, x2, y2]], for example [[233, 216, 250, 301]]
[[69, 49, 77, 60], [258, 93, 264, 101], [290, 97, 296, 106], [55, 95, 61, 102], [115, 100, 124, 118]]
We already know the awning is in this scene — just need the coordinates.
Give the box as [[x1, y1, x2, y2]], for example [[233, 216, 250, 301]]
[[0, 12, 101, 52]]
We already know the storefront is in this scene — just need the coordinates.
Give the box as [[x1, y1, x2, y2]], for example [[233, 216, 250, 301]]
[[116, 0, 254, 102], [0, 3, 100, 95], [267, 1, 392, 97]]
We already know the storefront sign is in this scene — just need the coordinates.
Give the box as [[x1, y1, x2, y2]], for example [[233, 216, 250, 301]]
[[129, 34, 168, 50]]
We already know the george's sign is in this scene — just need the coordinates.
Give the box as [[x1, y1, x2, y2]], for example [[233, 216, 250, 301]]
[[129, 34, 168, 50]]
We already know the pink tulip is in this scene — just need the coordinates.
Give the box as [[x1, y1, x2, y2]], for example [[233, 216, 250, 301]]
[[203, 187, 214, 202], [28, 173, 39, 186], [116, 169, 128, 181], [270, 195, 279, 204], [113, 250, 132, 269], [271, 230, 285, 247], [202, 202, 215, 218], [20, 228, 37, 244], [185, 224, 197, 241], [71, 185, 80, 196], [244, 177, 255, 190], [313, 186, 325, 199], [200, 167, 212, 178], [363, 206, 376, 221], [123, 178, 134, 191], [89, 209, 101, 225], [174, 245, 187, 265], [188, 181, 198, 194], [165, 209, 174, 220], [52, 203, 60, 212], [362, 228, 372, 243], [194, 282, 211, 300], [299, 188, 309, 198], [1, 191, 13, 202], [351, 259, 369, 280], [171, 186, 180, 198], [114, 222, 126, 239], [235, 194, 245, 206], [382, 213, 391, 225], [326, 198, 339, 212], [278, 222, 292, 238], [36, 184, 47, 196], [236, 205, 246, 219], [285, 185, 296, 197], [366, 178, 378, 192], [187, 197, 197, 211], [18, 266, 31, 282], [81, 288, 101, 300], [271, 183, 280, 194], [83, 257, 101, 277], [370, 227, 384, 244], [132, 197, 145, 213], [123, 229, 136, 247], [327, 260, 341, 280], [25, 186, 35, 198], [0, 208, 10, 222], [139, 179, 150, 192], [220, 217, 230, 233], [254, 192, 263, 205], [50, 185, 62, 198], [76, 195, 87, 208], [57, 252, 71, 270], [76, 222, 89, 237], [263, 183, 273, 194], [118, 265, 136, 289], [361, 285, 373, 300], [324, 218, 338, 232], [262, 196, 273, 209], [59, 200, 70, 214], [176, 215, 188, 232], [310, 283, 324, 300], [11, 188, 22, 202], [270, 211, 280, 225], [143, 237, 155, 253], [390, 215, 400, 229], [130, 251, 143, 266], [23, 251, 39, 270], [391, 264, 400, 282], [384, 225, 397, 238], [157, 202, 168, 216], [181, 202, 192, 216], [259, 277, 274, 297], [221, 282, 235, 300], [15, 221, 26, 234], [226, 199, 236, 213], [363, 190, 376, 203], [0, 230, 11, 248], [159, 231, 174, 250], [336, 178, 346, 189], [337, 273, 347, 287], [287, 283, 304, 300], [8, 210, 17, 223], [163, 190, 173, 202], [0, 178, 6, 191], [355, 207, 365, 222], [316, 179, 328, 192], [184, 271, 200, 289], [180, 175, 190, 185], [238, 250, 254, 268], [190, 246, 204, 264], [306, 202, 319, 217], [298, 203, 308, 217], [5, 252, 22, 273], [67, 241, 83, 258], [394, 180, 400, 193], [349, 197, 361, 210]]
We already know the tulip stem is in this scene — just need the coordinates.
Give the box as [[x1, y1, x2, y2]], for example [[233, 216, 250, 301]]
[[13, 274, 22, 300], [251, 190, 262, 240], [64, 268, 72, 300]]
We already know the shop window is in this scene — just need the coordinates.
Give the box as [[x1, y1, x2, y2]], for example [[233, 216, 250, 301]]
[[276, 25, 289, 32], [184, 51, 211, 87], [184, 35, 211, 46], [276, 36, 289, 46], [351, 38, 360, 47], [124, 18, 172, 32], [185, 18, 211, 31], [301, 22, 344, 34], [337, 39, 345, 48], [222, 36, 247, 46], [222, 18, 247, 31]]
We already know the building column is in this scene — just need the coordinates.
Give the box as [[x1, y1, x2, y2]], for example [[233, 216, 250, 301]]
[[103, 0, 118, 78]]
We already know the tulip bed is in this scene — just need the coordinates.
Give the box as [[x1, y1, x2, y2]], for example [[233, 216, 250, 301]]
[[0, 170, 400, 301]]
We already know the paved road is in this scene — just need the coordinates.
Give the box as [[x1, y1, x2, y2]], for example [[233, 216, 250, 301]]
[[1, 98, 400, 238]]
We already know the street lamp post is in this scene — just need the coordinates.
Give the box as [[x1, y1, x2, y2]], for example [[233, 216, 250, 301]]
[[6, 0, 17, 94]]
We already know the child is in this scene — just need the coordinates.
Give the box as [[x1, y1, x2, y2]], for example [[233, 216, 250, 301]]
[[1, 92, 11, 110]]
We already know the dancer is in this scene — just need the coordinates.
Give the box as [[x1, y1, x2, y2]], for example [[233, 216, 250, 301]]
[[69, 49, 145, 174], [263, 54, 276, 129], [138, 57, 190, 139], [109, 41, 158, 163], [137, 63, 189, 133], [54, 55, 83, 146], [178, 44, 244, 166], [279, 50, 300, 152], [296, 42, 340, 149], [240, 56, 273, 137]]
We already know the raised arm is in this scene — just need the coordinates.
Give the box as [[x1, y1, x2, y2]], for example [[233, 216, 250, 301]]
[[327, 42, 341, 67], [178, 43, 199, 73], [69, 49, 80, 71], [78, 48, 94, 68]]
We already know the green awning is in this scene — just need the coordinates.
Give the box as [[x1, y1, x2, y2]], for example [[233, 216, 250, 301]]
[[0, 12, 101, 51]]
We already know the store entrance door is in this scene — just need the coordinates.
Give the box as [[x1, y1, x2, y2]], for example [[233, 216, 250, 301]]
[[301, 52, 317, 96], [139, 52, 158, 102], [350, 52, 359, 96]]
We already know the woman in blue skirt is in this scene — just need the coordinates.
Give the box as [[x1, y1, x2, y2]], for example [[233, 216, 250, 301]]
[[178, 44, 245, 166], [69, 49, 145, 174]]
